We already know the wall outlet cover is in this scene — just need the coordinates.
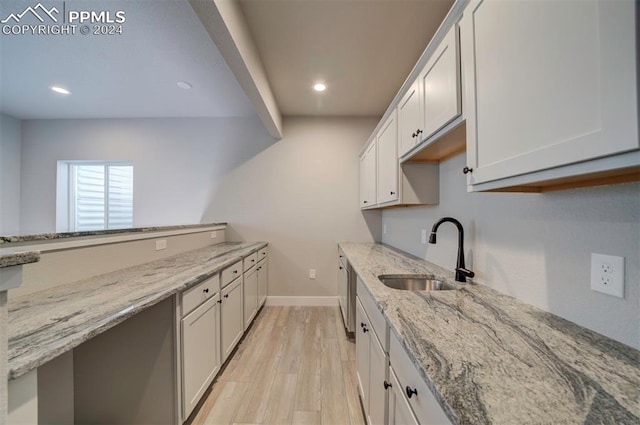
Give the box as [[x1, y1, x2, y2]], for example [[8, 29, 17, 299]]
[[421, 229, 427, 244], [155, 239, 167, 251], [590, 253, 624, 298], [210, 231, 217, 239], [309, 269, 317, 279]]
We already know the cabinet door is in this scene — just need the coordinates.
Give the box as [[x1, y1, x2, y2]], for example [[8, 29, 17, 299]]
[[257, 260, 268, 307], [355, 298, 371, 414], [420, 24, 460, 141], [397, 80, 422, 157], [181, 295, 220, 419], [388, 367, 419, 425], [369, 332, 388, 425], [461, 0, 638, 187], [243, 268, 258, 329], [377, 110, 399, 205], [360, 142, 377, 208], [221, 278, 243, 362]]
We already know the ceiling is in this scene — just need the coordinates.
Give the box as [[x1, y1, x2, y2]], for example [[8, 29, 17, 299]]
[[239, 0, 454, 116], [0, 0, 256, 119], [0, 0, 454, 121]]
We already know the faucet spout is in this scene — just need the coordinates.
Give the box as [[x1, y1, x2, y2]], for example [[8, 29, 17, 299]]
[[429, 217, 475, 283]]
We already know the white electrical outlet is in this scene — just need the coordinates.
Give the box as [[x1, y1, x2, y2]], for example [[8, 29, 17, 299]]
[[309, 269, 317, 279], [383, 224, 387, 234], [155, 239, 167, 251], [210, 231, 217, 239], [590, 253, 624, 298], [421, 229, 427, 244]]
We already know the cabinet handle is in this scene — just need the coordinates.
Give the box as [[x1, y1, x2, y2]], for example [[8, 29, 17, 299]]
[[203, 288, 209, 294], [463, 167, 473, 174], [384, 381, 392, 390], [363, 200, 368, 204], [233, 270, 238, 274], [411, 132, 416, 138], [360, 322, 366, 328], [224, 294, 229, 298], [416, 129, 422, 135], [406, 386, 418, 398], [339, 266, 343, 270], [390, 191, 395, 195], [217, 300, 222, 304], [362, 326, 369, 333]]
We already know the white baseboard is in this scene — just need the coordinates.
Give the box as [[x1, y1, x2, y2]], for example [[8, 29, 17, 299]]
[[265, 296, 339, 307]]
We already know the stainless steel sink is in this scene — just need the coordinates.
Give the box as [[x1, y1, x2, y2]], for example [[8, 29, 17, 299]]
[[378, 275, 455, 291]]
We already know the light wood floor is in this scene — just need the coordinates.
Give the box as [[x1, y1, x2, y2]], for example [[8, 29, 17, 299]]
[[190, 306, 364, 425]]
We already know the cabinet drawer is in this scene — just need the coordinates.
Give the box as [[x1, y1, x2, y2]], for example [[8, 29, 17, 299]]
[[389, 331, 451, 425], [221, 260, 242, 288], [258, 247, 268, 260], [182, 274, 220, 316], [243, 252, 258, 272], [356, 277, 387, 350]]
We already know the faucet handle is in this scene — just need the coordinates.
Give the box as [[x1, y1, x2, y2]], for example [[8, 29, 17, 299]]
[[456, 268, 475, 279]]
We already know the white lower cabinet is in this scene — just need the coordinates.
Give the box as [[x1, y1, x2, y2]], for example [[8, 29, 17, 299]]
[[356, 299, 371, 414], [356, 293, 388, 425], [221, 277, 244, 362], [388, 367, 419, 425], [243, 266, 258, 329], [257, 258, 268, 307], [389, 331, 451, 425], [181, 294, 220, 420]]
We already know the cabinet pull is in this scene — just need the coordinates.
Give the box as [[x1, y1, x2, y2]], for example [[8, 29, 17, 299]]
[[390, 191, 396, 195], [416, 129, 422, 135], [384, 381, 392, 390], [363, 200, 368, 204], [411, 132, 416, 138], [463, 167, 473, 174], [233, 270, 238, 274], [360, 322, 366, 328], [224, 294, 229, 299], [217, 300, 222, 304], [339, 266, 343, 270], [203, 288, 209, 294], [406, 386, 418, 398], [362, 326, 369, 333]]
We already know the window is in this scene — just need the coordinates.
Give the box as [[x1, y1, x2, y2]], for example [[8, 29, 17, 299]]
[[57, 161, 133, 232]]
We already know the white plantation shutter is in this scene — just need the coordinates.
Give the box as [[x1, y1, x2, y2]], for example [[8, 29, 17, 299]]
[[71, 163, 133, 231]]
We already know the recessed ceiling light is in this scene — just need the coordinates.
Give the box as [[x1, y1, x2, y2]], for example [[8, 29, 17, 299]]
[[313, 83, 327, 92], [50, 86, 70, 95], [177, 81, 193, 90]]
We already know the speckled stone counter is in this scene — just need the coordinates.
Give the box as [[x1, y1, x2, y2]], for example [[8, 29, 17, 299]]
[[0, 251, 40, 269], [8, 241, 266, 380], [339, 242, 640, 425], [0, 222, 226, 245]]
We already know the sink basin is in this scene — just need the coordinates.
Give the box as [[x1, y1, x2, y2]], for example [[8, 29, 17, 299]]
[[378, 275, 455, 291]]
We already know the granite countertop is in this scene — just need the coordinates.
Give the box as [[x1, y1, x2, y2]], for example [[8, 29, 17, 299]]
[[0, 251, 40, 269], [339, 242, 640, 425], [7, 241, 266, 380], [0, 222, 227, 245]]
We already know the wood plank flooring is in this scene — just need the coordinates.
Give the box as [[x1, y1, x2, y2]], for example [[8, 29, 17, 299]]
[[190, 306, 364, 425]]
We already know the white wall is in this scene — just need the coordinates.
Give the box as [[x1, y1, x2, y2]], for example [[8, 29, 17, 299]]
[[0, 114, 22, 235], [203, 116, 381, 298], [382, 153, 640, 348], [20, 117, 274, 233]]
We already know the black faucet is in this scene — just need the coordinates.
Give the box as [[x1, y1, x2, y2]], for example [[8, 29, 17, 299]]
[[428, 217, 475, 283]]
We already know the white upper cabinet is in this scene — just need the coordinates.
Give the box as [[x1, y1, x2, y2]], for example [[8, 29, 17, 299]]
[[360, 141, 377, 208], [377, 111, 399, 205], [460, 0, 639, 191], [398, 80, 422, 158], [420, 24, 461, 141]]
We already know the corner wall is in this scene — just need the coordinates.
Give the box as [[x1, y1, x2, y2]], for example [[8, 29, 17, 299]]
[[0, 114, 22, 235], [382, 153, 640, 348], [203, 116, 381, 299]]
